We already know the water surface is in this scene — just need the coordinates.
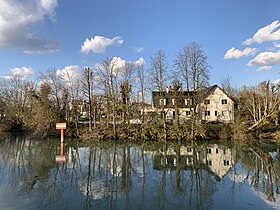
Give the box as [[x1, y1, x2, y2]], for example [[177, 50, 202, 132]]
[[0, 135, 279, 210]]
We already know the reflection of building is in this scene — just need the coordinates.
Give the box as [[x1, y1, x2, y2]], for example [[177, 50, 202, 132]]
[[203, 144, 235, 180], [152, 144, 236, 181]]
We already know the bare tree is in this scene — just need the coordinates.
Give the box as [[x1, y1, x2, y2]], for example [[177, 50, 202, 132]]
[[39, 68, 65, 112], [149, 50, 170, 140], [0, 75, 35, 130], [240, 81, 280, 130], [135, 58, 147, 123], [175, 42, 210, 91], [95, 57, 123, 138], [81, 67, 94, 131], [149, 50, 169, 92], [120, 62, 134, 125], [220, 74, 235, 98]]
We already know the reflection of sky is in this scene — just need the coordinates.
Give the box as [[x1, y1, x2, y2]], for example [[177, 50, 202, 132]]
[[0, 139, 279, 210], [227, 162, 279, 210]]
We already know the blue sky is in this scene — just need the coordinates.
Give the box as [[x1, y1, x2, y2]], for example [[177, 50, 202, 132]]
[[1, 0, 280, 88]]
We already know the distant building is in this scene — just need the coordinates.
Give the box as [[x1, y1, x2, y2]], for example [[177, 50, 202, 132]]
[[152, 85, 234, 124], [70, 99, 88, 118]]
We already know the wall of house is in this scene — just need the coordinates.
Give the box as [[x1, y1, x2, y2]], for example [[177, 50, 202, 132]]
[[201, 87, 234, 123]]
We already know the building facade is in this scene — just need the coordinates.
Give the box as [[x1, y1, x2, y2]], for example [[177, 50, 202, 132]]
[[152, 85, 234, 124]]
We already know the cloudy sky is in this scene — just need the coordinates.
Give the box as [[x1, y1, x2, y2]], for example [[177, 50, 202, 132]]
[[0, 0, 280, 87]]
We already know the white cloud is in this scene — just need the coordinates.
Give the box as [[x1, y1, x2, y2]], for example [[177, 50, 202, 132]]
[[110, 57, 126, 72], [134, 47, 144, 53], [0, 0, 59, 54], [247, 51, 280, 66], [56, 65, 82, 84], [10, 67, 34, 77], [1, 67, 35, 80], [273, 79, 280, 85], [224, 47, 257, 60], [135, 57, 145, 66], [96, 57, 145, 76], [243, 21, 280, 45], [256, 66, 272, 72], [80, 36, 124, 54]]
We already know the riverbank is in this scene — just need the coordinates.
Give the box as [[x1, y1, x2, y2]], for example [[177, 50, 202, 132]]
[[1, 120, 278, 142], [76, 123, 280, 142]]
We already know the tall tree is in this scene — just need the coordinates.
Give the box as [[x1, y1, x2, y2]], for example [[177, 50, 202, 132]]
[[149, 50, 169, 140], [95, 57, 122, 138], [175, 42, 211, 139], [81, 67, 94, 131], [149, 50, 169, 92], [135, 58, 147, 123], [175, 42, 210, 91]]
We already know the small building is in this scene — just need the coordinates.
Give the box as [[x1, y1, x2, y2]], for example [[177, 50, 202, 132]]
[[152, 85, 234, 124]]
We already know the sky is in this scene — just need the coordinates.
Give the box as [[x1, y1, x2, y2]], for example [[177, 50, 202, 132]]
[[0, 0, 280, 88]]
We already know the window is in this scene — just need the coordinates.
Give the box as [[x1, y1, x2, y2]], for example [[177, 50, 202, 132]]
[[159, 98, 166, 106], [215, 111, 218, 116], [224, 160, 230, 166], [207, 148, 212, 154], [216, 149, 219, 154], [205, 111, 210, 116], [186, 111, 191, 116], [206, 160, 212, 165], [204, 99, 210, 105], [185, 99, 192, 106], [222, 99, 227, 104]]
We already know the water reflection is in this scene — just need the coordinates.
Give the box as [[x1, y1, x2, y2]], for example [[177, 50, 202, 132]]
[[0, 136, 279, 210]]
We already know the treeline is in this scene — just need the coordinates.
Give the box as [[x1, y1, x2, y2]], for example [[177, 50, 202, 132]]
[[0, 42, 279, 141]]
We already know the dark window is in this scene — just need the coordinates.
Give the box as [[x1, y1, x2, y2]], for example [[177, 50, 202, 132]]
[[222, 99, 227, 104], [216, 149, 219, 154], [205, 111, 210, 116], [207, 148, 212, 154], [204, 99, 210, 105], [224, 160, 230, 166], [186, 111, 191, 116], [215, 111, 218, 116], [207, 160, 212, 165]]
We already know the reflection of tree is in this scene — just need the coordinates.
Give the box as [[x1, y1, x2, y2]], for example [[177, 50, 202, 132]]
[[120, 145, 132, 194], [239, 142, 280, 203], [153, 142, 216, 210], [4, 137, 271, 210]]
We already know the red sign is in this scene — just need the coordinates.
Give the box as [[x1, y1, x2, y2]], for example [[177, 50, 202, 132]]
[[56, 123, 66, 129]]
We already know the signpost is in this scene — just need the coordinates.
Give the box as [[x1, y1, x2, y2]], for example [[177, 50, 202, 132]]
[[56, 123, 66, 143], [55, 123, 66, 163]]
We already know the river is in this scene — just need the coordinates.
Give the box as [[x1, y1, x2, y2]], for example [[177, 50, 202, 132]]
[[0, 135, 279, 210]]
